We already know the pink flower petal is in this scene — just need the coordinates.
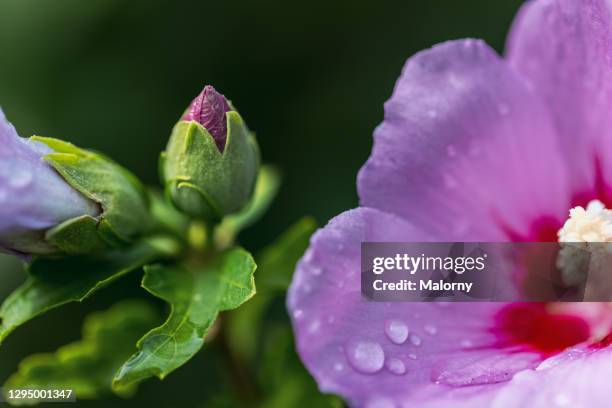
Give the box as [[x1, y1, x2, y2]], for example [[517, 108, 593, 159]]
[[397, 345, 612, 408], [357, 39, 570, 241], [288, 208, 595, 407], [507, 0, 612, 204]]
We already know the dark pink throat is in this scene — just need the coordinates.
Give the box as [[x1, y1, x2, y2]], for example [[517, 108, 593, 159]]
[[494, 303, 591, 357]]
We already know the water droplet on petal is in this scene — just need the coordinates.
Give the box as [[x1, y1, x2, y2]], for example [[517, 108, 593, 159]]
[[308, 319, 320, 334], [444, 174, 457, 188], [293, 309, 304, 319], [446, 145, 456, 157], [384, 319, 409, 344], [311, 266, 323, 275], [469, 143, 481, 157], [553, 393, 571, 407], [366, 397, 395, 408], [424, 324, 437, 335], [334, 362, 344, 372], [410, 334, 422, 346], [385, 357, 406, 375], [302, 249, 314, 262], [408, 353, 417, 360], [460, 339, 473, 348], [10, 170, 32, 189], [497, 102, 510, 116], [346, 339, 385, 374]]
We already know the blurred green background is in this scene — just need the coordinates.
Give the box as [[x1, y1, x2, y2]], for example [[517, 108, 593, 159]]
[[0, 0, 523, 406]]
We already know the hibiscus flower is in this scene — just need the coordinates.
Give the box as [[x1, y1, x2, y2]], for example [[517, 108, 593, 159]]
[[0, 110, 99, 255], [287, 0, 612, 406]]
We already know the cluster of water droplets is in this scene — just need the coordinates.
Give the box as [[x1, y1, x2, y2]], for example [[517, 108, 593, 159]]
[[339, 317, 442, 379]]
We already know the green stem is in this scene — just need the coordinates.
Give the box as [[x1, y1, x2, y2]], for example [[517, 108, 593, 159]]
[[204, 222, 216, 250], [187, 220, 211, 251], [217, 318, 259, 402]]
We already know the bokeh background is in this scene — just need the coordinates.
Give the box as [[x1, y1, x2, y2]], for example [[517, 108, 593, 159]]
[[0, 0, 523, 406]]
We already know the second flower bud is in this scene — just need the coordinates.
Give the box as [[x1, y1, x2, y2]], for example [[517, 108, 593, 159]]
[[162, 86, 260, 221]]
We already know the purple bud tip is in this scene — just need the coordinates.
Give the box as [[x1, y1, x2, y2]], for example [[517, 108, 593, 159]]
[[183, 85, 232, 151]]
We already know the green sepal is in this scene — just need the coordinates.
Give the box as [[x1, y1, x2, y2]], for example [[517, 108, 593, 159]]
[[162, 111, 260, 220], [31, 136, 151, 252], [215, 165, 282, 248], [44, 215, 108, 254]]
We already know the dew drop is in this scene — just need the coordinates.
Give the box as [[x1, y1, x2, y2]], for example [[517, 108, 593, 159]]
[[460, 339, 473, 348], [424, 324, 437, 335], [553, 393, 571, 407], [497, 102, 510, 116], [385, 357, 406, 375], [444, 174, 457, 188], [307, 319, 321, 334], [410, 334, 422, 346], [293, 309, 304, 319], [345, 339, 385, 374], [302, 249, 314, 263], [366, 397, 395, 408], [446, 145, 457, 157], [384, 319, 409, 345], [468, 143, 482, 156], [311, 266, 323, 276], [333, 362, 344, 372], [10, 170, 32, 189], [408, 353, 417, 360]]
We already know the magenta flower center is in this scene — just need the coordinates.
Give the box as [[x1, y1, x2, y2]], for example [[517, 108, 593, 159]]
[[495, 303, 591, 356]]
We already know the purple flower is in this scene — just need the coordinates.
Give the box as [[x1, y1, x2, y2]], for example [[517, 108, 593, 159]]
[[183, 85, 232, 151], [0, 109, 99, 255], [288, 0, 612, 407]]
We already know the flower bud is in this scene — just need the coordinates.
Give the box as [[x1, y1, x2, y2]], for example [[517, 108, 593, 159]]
[[183, 85, 231, 151], [162, 86, 260, 220], [0, 109, 150, 256]]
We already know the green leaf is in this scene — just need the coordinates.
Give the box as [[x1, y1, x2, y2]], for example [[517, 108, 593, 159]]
[[113, 247, 256, 388], [0, 237, 178, 345], [255, 217, 316, 292], [3, 301, 159, 404], [227, 217, 316, 361], [215, 165, 281, 248]]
